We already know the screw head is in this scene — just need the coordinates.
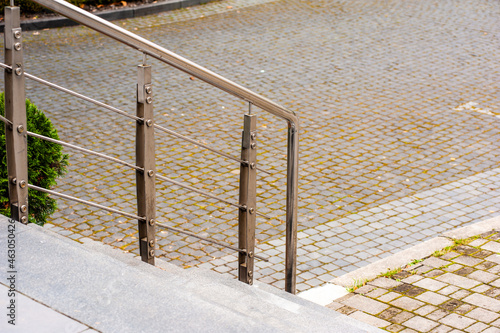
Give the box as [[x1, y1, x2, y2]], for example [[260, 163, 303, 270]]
[[17, 125, 24, 133], [250, 143, 256, 149], [251, 133, 257, 140], [20, 205, 27, 213], [14, 67, 22, 76], [248, 251, 253, 258], [11, 178, 17, 185], [14, 31, 21, 39], [19, 180, 26, 189], [147, 170, 154, 177], [14, 42, 21, 51], [145, 86, 152, 94], [249, 208, 255, 215], [149, 240, 155, 247], [149, 250, 155, 256], [149, 219, 155, 226], [248, 270, 253, 277], [250, 163, 256, 169], [146, 119, 153, 127], [20, 216, 27, 224], [146, 96, 153, 104]]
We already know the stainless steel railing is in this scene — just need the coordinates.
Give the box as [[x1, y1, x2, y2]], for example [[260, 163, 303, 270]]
[[3, 1, 299, 292]]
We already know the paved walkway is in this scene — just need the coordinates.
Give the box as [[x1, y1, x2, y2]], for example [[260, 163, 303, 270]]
[[319, 216, 500, 332], [1, 0, 499, 292]]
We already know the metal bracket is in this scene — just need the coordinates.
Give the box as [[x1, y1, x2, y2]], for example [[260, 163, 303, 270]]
[[5, 28, 21, 50]]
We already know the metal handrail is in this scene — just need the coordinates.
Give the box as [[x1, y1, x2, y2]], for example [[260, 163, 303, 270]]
[[30, 0, 300, 293]]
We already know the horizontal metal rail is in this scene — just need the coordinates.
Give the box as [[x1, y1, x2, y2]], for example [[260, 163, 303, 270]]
[[156, 173, 271, 220], [0, 61, 272, 176], [27, 131, 142, 172], [154, 123, 270, 175], [0, 62, 140, 122], [0, 114, 13, 126], [28, 184, 144, 221], [156, 173, 243, 209], [156, 221, 268, 262]]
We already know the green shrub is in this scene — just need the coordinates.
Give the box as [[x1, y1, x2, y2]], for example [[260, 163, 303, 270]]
[[0, 93, 68, 225]]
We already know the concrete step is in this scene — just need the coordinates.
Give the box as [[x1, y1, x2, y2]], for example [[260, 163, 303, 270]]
[[0, 215, 382, 332]]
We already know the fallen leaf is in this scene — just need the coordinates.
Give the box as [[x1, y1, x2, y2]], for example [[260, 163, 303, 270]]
[[190, 76, 195, 80], [227, 5, 233, 9], [79, 4, 85, 8], [121, 0, 127, 5], [97, 4, 104, 8]]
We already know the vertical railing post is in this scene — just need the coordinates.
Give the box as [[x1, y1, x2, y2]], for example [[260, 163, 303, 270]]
[[136, 63, 156, 265], [285, 122, 299, 294], [4, 5, 29, 224], [238, 113, 257, 285]]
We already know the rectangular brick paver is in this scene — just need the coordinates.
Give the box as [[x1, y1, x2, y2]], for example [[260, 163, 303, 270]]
[[439, 313, 476, 329], [349, 311, 391, 328], [403, 316, 439, 332], [390, 296, 425, 311], [416, 291, 450, 306], [341, 294, 389, 315], [436, 273, 482, 289], [465, 307, 500, 323], [414, 278, 448, 291], [462, 294, 500, 312]]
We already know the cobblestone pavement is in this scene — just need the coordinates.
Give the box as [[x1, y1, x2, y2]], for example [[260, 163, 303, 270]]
[[328, 230, 500, 332], [1, 0, 499, 292]]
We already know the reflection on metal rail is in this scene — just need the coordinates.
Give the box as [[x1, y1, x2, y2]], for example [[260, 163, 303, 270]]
[[156, 221, 269, 262], [28, 184, 144, 221]]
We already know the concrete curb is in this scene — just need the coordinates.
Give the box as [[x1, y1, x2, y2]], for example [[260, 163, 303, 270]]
[[331, 215, 500, 288], [0, 0, 213, 32]]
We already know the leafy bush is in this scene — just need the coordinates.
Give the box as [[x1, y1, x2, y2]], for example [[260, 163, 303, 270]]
[[0, 93, 68, 225]]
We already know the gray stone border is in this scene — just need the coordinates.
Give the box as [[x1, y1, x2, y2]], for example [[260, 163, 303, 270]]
[[331, 215, 500, 288], [0, 0, 214, 32]]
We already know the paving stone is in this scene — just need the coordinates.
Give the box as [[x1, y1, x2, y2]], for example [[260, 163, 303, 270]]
[[437, 285, 460, 296], [403, 316, 439, 332], [465, 322, 490, 333], [390, 296, 425, 311], [452, 256, 484, 267], [428, 309, 451, 321], [349, 311, 391, 328], [424, 257, 450, 269], [436, 273, 481, 289], [392, 311, 415, 324], [415, 304, 438, 316], [429, 324, 453, 333], [462, 294, 500, 312], [341, 295, 389, 315], [482, 327, 500, 333], [416, 292, 450, 306], [465, 307, 500, 323], [414, 278, 448, 292], [482, 242, 500, 254], [386, 323, 406, 333], [467, 270, 497, 283], [449, 289, 472, 300], [439, 313, 476, 330]]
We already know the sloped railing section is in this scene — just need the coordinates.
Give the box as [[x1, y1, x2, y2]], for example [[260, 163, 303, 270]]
[[1, 1, 299, 293]]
